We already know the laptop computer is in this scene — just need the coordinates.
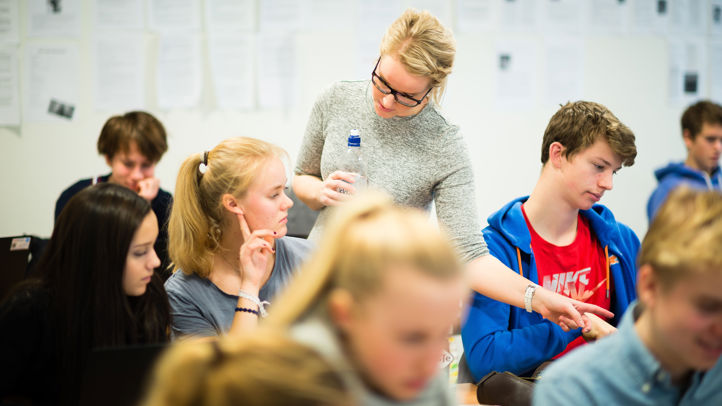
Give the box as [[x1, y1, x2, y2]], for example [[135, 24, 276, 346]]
[[78, 343, 167, 406], [285, 188, 318, 239], [0, 236, 32, 302]]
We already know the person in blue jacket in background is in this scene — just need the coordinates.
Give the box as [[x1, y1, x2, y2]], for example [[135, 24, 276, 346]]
[[647, 100, 722, 222], [461, 101, 640, 383]]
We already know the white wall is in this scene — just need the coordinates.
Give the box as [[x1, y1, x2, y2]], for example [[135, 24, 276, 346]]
[[0, 0, 718, 241]]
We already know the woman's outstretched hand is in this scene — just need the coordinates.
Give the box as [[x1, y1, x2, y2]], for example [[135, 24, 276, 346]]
[[533, 287, 614, 332]]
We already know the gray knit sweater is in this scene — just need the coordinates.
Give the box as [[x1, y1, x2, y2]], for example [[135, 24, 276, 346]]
[[295, 80, 488, 262]]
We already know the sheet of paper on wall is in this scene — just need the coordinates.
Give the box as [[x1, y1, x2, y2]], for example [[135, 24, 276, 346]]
[[355, 0, 403, 79], [355, 35, 382, 81], [708, 41, 722, 104], [710, 0, 722, 36], [495, 40, 537, 110], [149, 0, 200, 33], [358, 0, 403, 33], [27, 0, 81, 38], [94, 0, 144, 31], [544, 38, 584, 108], [667, 38, 707, 107], [405, 0, 452, 28], [0, 46, 20, 126], [0, 0, 20, 43], [208, 34, 254, 110], [499, 0, 538, 33], [156, 35, 201, 109], [456, 0, 497, 33], [630, 0, 670, 35], [205, 0, 255, 34], [586, 0, 629, 34], [94, 35, 145, 112], [541, 0, 583, 34], [259, 0, 302, 32], [257, 32, 295, 110], [301, 0, 353, 32], [23, 44, 79, 123], [667, 0, 706, 36]]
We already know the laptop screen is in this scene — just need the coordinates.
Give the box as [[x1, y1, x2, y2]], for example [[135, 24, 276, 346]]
[[78, 343, 167, 406], [0, 236, 31, 302]]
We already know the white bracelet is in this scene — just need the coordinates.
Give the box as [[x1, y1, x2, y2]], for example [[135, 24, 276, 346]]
[[237, 290, 270, 317], [524, 284, 537, 313]]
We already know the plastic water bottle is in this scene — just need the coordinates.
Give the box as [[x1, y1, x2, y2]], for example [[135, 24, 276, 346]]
[[337, 129, 367, 194]]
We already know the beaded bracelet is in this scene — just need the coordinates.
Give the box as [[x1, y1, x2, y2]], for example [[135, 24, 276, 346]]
[[235, 307, 259, 316], [237, 289, 270, 317]]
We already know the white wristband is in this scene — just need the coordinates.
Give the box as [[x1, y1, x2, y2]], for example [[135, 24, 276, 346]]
[[237, 290, 270, 317], [524, 284, 537, 313]]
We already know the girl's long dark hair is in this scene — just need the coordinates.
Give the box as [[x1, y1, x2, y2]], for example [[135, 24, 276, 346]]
[[36, 183, 170, 402]]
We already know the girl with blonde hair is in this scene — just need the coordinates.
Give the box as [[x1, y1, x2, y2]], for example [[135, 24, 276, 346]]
[[266, 191, 465, 405], [142, 329, 351, 406], [294, 8, 610, 332], [165, 137, 313, 337]]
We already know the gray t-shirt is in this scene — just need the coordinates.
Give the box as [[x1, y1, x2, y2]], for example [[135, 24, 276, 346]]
[[165, 236, 313, 337], [295, 80, 487, 262], [292, 316, 456, 406]]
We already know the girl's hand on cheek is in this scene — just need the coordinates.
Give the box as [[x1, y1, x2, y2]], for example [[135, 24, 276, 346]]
[[237, 212, 278, 290]]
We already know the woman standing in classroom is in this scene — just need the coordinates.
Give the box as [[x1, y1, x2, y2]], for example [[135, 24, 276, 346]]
[[293, 8, 609, 327]]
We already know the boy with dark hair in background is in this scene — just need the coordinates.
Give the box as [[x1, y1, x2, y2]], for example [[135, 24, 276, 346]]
[[647, 100, 722, 221]]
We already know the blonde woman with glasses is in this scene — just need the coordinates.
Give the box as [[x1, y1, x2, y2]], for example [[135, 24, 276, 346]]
[[294, 8, 610, 332]]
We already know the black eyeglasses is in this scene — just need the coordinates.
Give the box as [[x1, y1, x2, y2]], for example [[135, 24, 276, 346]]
[[371, 58, 432, 107]]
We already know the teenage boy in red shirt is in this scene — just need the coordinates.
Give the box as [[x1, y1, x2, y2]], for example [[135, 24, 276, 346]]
[[461, 101, 640, 382]]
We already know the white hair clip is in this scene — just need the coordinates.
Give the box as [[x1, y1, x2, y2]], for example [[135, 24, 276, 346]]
[[198, 151, 209, 174]]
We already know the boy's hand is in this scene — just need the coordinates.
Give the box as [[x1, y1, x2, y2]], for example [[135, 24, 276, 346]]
[[137, 177, 160, 201], [582, 312, 617, 342]]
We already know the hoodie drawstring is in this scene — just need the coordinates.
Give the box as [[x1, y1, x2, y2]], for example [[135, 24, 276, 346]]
[[703, 172, 713, 189], [515, 245, 611, 299], [604, 245, 610, 299]]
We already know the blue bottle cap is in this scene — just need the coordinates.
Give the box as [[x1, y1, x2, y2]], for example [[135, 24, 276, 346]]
[[347, 134, 361, 147]]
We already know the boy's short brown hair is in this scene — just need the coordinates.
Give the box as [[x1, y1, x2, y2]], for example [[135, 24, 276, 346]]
[[638, 186, 722, 288], [97, 111, 168, 163], [541, 101, 636, 167], [681, 100, 722, 140]]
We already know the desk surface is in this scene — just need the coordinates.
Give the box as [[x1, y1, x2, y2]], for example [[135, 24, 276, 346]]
[[456, 383, 481, 405]]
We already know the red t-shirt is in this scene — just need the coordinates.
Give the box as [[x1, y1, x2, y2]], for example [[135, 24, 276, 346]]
[[521, 205, 611, 357]]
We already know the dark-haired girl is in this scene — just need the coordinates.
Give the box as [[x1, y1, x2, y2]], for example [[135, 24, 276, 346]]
[[0, 183, 170, 405]]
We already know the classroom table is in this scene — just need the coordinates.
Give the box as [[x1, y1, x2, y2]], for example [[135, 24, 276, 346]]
[[456, 383, 481, 405]]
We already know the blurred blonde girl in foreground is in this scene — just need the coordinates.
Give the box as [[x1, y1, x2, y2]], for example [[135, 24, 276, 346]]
[[142, 329, 351, 406], [267, 191, 466, 405]]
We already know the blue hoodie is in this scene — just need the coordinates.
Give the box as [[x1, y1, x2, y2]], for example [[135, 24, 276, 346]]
[[647, 162, 722, 222], [461, 196, 639, 382]]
